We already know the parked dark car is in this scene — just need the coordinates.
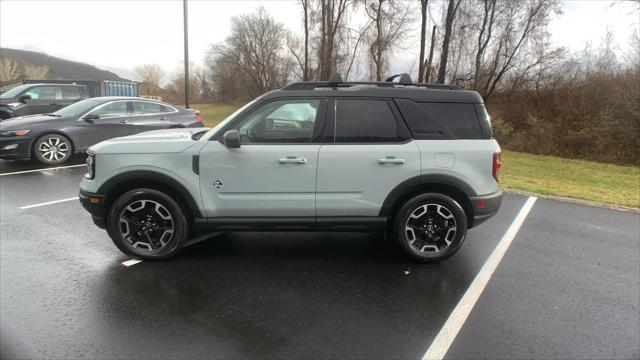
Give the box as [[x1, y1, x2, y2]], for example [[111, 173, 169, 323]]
[[0, 97, 204, 164], [0, 83, 90, 120]]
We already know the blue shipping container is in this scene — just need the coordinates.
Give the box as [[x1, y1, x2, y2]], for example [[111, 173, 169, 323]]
[[23, 79, 139, 97], [102, 80, 139, 97]]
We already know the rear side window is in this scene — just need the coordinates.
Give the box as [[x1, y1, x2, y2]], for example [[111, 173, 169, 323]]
[[396, 99, 484, 139], [61, 87, 81, 100], [334, 99, 399, 143], [418, 103, 482, 139], [132, 101, 174, 115]]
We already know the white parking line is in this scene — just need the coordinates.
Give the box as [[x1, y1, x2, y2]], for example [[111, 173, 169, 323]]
[[19, 196, 79, 209], [0, 164, 85, 177], [422, 196, 538, 360], [122, 259, 143, 267]]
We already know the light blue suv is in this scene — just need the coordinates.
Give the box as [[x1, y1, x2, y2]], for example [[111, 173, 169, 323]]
[[79, 74, 502, 262]]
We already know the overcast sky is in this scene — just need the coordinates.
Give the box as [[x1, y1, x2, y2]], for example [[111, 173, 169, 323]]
[[1, 0, 638, 81]]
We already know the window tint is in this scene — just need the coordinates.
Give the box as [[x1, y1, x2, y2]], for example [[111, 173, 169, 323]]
[[238, 99, 320, 144], [61, 87, 81, 100], [335, 99, 398, 143], [132, 101, 174, 115], [24, 86, 56, 100], [90, 102, 127, 118], [418, 103, 482, 139]]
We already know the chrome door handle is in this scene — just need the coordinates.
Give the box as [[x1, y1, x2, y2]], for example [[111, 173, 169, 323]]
[[278, 157, 307, 164], [377, 157, 405, 164]]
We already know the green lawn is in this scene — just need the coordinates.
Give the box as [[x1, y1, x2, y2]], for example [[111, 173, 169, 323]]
[[501, 151, 639, 208], [192, 103, 240, 127], [194, 103, 640, 208]]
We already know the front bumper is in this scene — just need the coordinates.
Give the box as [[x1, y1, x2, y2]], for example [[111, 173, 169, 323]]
[[0, 137, 32, 159], [79, 189, 107, 228], [470, 190, 503, 227]]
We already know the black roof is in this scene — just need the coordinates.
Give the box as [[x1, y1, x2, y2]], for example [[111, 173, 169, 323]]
[[263, 86, 483, 103], [264, 73, 483, 103]]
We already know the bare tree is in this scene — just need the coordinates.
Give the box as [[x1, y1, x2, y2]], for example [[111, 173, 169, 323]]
[[22, 63, 49, 79], [0, 57, 20, 82], [363, 0, 414, 81], [302, 0, 311, 80], [480, 0, 561, 100], [424, 25, 437, 82], [206, 7, 296, 100], [134, 64, 165, 96], [418, 0, 429, 82], [316, 0, 351, 80], [437, 0, 462, 83]]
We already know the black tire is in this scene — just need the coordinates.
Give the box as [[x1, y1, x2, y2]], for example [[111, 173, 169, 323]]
[[106, 189, 189, 260], [394, 193, 468, 263], [33, 133, 73, 165]]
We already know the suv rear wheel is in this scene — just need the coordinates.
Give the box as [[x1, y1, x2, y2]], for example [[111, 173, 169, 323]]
[[394, 193, 468, 262], [106, 189, 188, 260]]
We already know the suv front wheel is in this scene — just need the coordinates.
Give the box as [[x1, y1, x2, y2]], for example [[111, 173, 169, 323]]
[[106, 189, 189, 260], [394, 193, 468, 262]]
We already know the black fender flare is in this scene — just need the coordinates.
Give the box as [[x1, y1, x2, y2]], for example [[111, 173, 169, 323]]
[[97, 170, 202, 218], [378, 174, 476, 217]]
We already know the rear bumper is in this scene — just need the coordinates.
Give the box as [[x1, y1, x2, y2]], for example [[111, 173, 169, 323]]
[[470, 190, 503, 227], [79, 189, 107, 228]]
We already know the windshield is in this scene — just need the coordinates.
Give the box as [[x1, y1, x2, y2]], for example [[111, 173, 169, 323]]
[[0, 84, 32, 99], [52, 99, 100, 117], [200, 99, 257, 141]]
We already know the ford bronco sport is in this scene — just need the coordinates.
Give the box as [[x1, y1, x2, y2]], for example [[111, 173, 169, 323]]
[[79, 73, 502, 262]]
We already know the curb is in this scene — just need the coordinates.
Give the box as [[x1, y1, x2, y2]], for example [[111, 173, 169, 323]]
[[502, 188, 639, 213]]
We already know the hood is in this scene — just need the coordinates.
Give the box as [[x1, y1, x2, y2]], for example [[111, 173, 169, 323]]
[[0, 97, 18, 105], [90, 128, 208, 154], [0, 114, 64, 128]]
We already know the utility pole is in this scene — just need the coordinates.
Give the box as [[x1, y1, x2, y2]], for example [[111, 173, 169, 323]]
[[183, 0, 190, 108]]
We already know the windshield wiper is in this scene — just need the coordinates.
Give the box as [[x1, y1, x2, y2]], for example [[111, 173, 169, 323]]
[[46, 113, 62, 117]]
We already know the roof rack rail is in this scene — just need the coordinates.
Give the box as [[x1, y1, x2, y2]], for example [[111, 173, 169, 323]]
[[282, 72, 462, 90]]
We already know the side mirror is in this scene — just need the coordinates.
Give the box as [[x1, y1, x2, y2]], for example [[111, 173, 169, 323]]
[[82, 114, 99, 123], [222, 129, 241, 148], [19, 94, 31, 103]]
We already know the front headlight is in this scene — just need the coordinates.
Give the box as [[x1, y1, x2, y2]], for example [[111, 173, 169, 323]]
[[85, 153, 95, 180], [0, 130, 30, 137], [7, 102, 22, 109]]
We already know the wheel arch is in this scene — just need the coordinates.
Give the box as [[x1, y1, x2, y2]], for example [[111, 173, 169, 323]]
[[379, 174, 476, 228], [98, 170, 202, 222]]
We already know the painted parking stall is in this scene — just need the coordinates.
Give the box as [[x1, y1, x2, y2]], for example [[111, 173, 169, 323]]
[[1, 159, 638, 359]]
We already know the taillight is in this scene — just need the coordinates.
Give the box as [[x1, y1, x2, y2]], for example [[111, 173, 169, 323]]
[[195, 113, 202, 121], [492, 152, 502, 183]]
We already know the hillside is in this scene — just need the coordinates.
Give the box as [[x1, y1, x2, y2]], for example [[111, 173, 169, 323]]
[[0, 47, 129, 84]]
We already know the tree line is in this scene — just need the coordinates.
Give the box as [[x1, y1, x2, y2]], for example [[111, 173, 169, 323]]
[[136, 0, 638, 164]]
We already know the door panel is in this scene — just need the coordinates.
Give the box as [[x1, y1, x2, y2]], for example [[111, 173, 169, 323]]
[[315, 98, 420, 216], [316, 142, 421, 216], [74, 101, 130, 149], [198, 141, 320, 217], [74, 116, 131, 149]]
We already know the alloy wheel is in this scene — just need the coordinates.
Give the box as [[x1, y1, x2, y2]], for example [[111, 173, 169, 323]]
[[37, 136, 70, 163], [119, 200, 175, 252], [405, 203, 457, 254]]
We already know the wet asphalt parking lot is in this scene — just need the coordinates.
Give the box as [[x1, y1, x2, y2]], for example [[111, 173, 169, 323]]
[[0, 157, 638, 359]]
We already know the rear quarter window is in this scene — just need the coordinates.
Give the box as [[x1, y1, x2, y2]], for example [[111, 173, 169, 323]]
[[418, 103, 482, 139], [396, 99, 485, 139]]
